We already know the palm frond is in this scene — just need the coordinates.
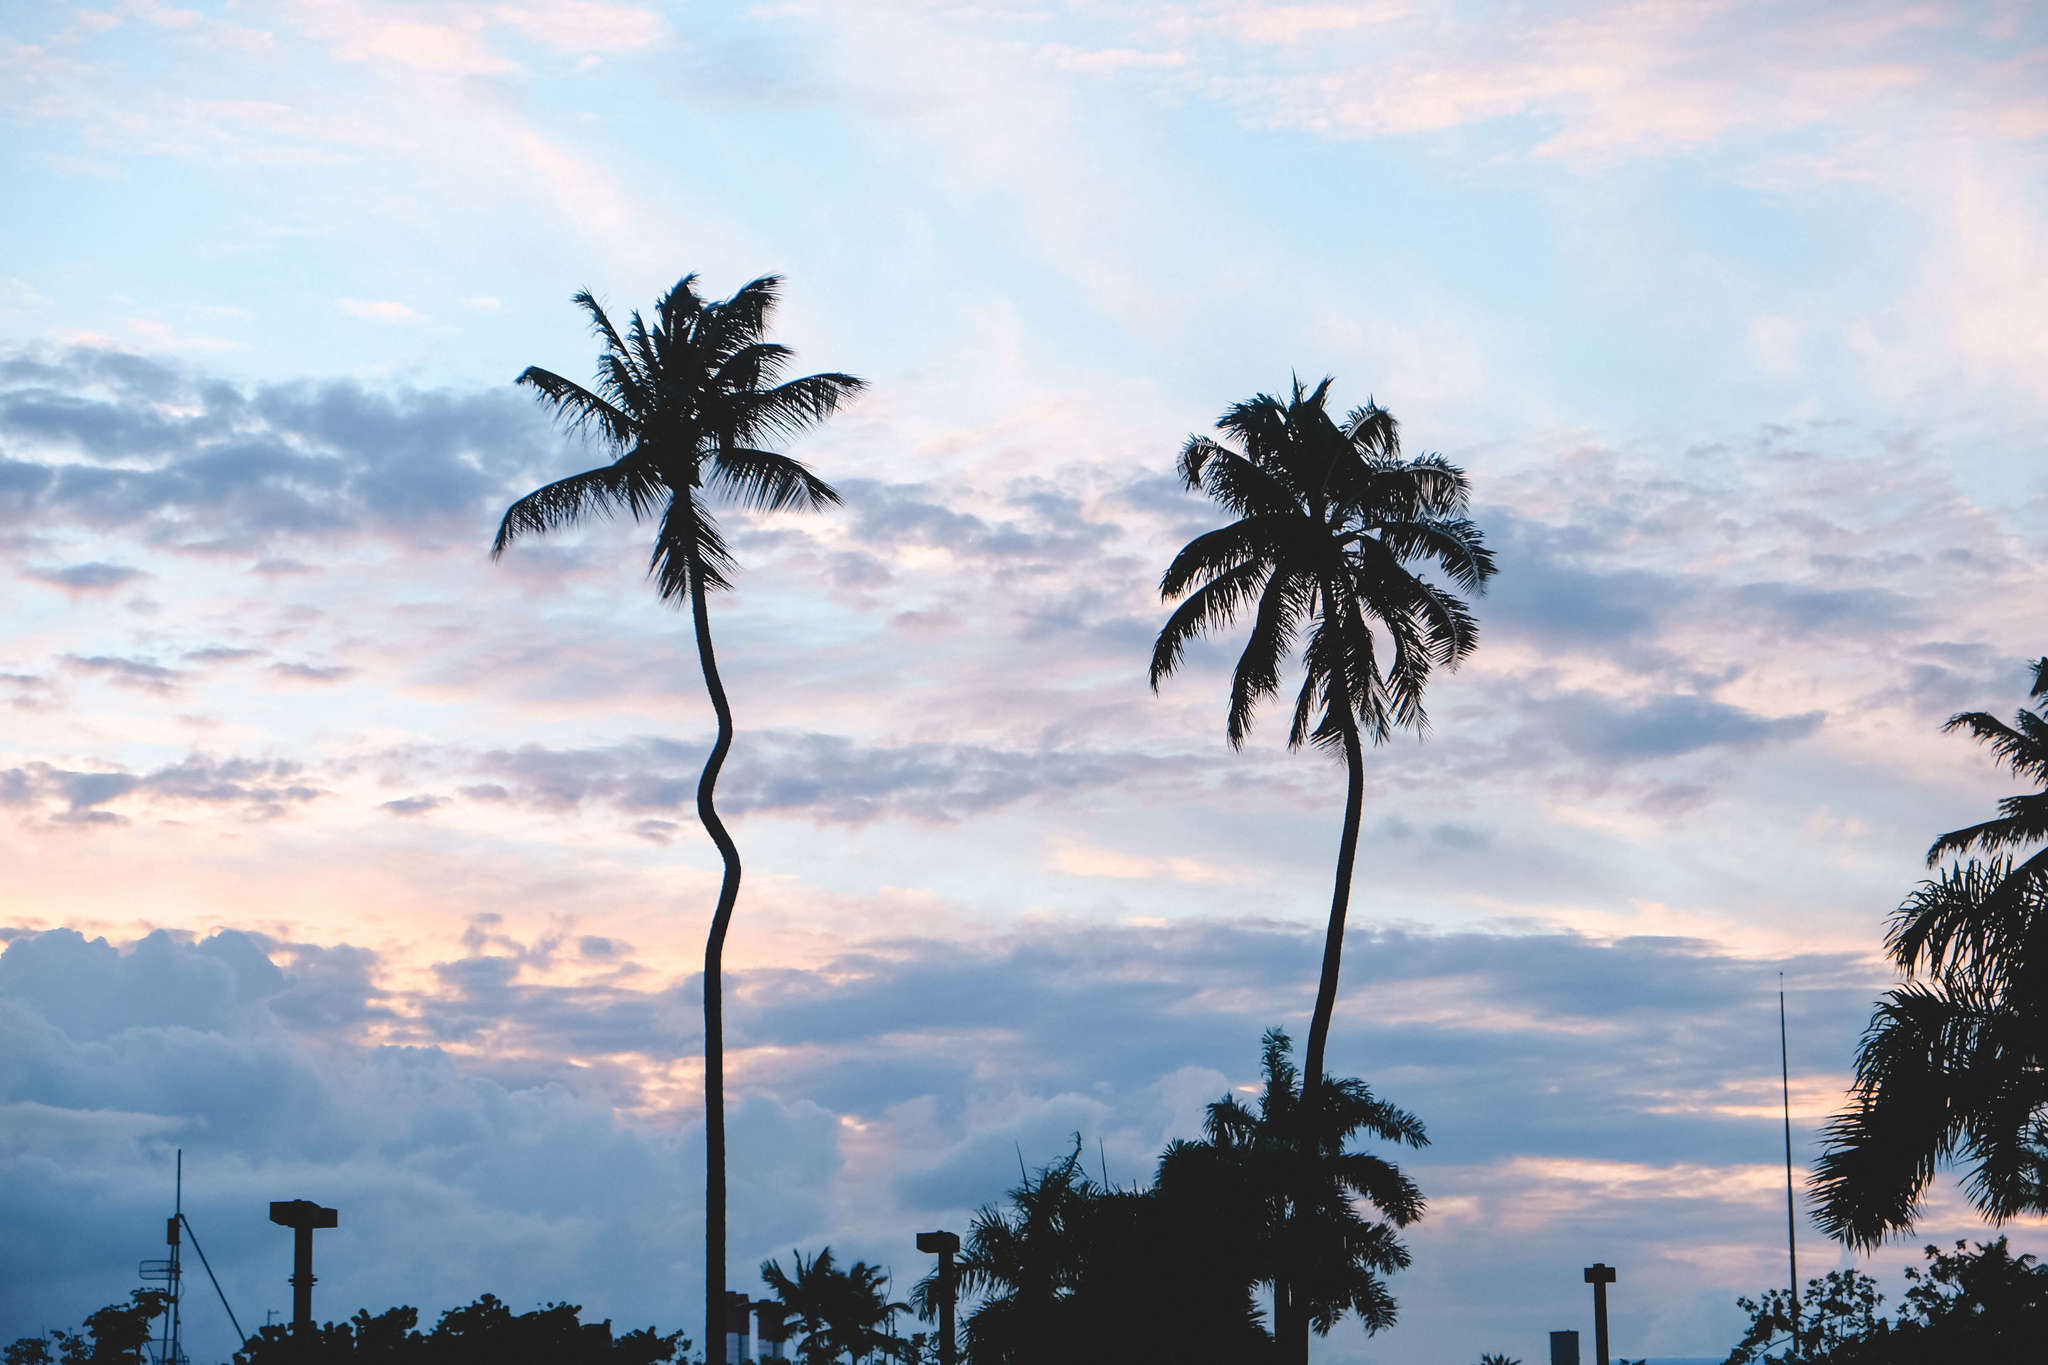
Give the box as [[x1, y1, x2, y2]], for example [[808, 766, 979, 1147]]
[[515, 366, 637, 449], [741, 371, 868, 444], [706, 447, 841, 512], [1228, 563, 1316, 748], [1941, 709, 2048, 783], [1151, 558, 1271, 689], [491, 461, 662, 557]]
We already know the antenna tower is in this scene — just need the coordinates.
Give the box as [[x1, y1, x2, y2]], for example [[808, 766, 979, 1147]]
[[1780, 977, 1800, 1357], [139, 1149, 249, 1363]]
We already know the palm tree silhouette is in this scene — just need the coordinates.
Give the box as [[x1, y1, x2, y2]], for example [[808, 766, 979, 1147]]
[[1150, 380, 1494, 1099], [1814, 660, 2048, 1246], [760, 1248, 910, 1364], [492, 275, 861, 1363], [1160, 1028, 1427, 1360]]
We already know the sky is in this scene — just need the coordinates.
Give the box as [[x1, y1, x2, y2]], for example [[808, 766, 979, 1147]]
[[3, 2, 2047, 1362]]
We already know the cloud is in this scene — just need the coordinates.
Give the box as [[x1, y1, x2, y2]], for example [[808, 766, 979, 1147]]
[[0, 344, 555, 546], [271, 661, 355, 683], [451, 732, 1184, 826], [63, 653, 179, 691], [1543, 692, 1826, 764], [381, 794, 442, 816], [337, 298, 428, 324], [0, 755, 322, 822], [22, 561, 146, 590]]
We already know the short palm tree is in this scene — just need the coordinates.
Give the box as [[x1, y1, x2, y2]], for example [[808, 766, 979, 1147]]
[[1151, 381, 1495, 1098], [1814, 661, 2048, 1247], [492, 274, 861, 1363], [1159, 1028, 1427, 1361], [760, 1248, 910, 1365]]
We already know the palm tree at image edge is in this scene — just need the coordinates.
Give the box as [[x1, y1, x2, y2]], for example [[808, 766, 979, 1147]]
[[1813, 658, 2048, 1248], [1149, 379, 1493, 1357], [491, 275, 862, 1363]]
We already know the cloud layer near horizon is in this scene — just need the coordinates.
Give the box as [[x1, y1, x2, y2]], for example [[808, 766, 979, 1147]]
[[0, 920, 1984, 1365]]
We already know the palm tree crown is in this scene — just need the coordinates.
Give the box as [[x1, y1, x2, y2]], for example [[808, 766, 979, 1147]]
[[1150, 379, 1494, 749], [492, 274, 862, 594]]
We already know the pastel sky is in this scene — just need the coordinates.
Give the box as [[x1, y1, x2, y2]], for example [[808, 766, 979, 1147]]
[[4, 2, 2047, 1363]]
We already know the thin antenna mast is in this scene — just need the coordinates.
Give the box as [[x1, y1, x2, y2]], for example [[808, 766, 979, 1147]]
[[1780, 977, 1800, 1357], [170, 1151, 183, 1365]]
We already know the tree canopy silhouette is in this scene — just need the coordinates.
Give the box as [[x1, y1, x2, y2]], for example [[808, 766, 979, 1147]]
[[909, 1139, 1273, 1365], [493, 274, 861, 1363], [759, 1247, 909, 1364]]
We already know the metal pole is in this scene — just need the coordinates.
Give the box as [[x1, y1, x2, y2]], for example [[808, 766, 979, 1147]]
[[1781, 980, 1801, 1357]]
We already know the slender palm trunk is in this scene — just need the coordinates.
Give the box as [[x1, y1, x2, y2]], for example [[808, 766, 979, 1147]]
[[1301, 715, 1365, 1093], [692, 569, 743, 1365], [1285, 699, 1366, 1365]]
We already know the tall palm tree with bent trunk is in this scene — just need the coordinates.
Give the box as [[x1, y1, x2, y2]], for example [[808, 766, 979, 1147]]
[[492, 275, 862, 1364], [1150, 380, 1491, 1358]]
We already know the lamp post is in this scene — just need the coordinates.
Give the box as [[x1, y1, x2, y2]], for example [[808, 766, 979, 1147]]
[[915, 1231, 959, 1365], [1582, 1263, 1616, 1365], [267, 1201, 338, 1334]]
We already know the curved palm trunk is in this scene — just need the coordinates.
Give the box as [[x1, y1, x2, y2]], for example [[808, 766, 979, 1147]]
[[1283, 710, 1366, 1364], [691, 570, 744, 1365]]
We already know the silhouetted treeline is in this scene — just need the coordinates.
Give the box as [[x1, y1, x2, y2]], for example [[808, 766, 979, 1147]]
[[1722, 1238, 2048, 1364], [229, 1296, 689, 1365], [9, 1294, 691, 1365]]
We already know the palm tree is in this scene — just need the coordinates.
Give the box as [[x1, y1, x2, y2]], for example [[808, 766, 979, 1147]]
[[1812, 857, 2048, 1246], [1813, 661, 2048, 1248], [760, 1249, 910, 1365], [1150, 381, 1495, 1100], [492, 275, 862, 1363], [1159, 1028, 1427, 1361]]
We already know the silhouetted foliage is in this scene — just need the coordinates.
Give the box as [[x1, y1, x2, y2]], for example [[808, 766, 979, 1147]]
[[1159, 1029, 1425, 1351], [229, 1294, 689, 1365], [1149, 381, 1491, 1361], [759, 1248, 909, 1364], [1475, 1353, 1521, 1365], [1813, 663, 2048, 1247], [493, 273, 860, 1363], [1721, 1238, 2048, 1364], [910, 1031, 1421, 1364], [6, 1292, 168, 1365], [911, 1138, 1273, 1365]]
